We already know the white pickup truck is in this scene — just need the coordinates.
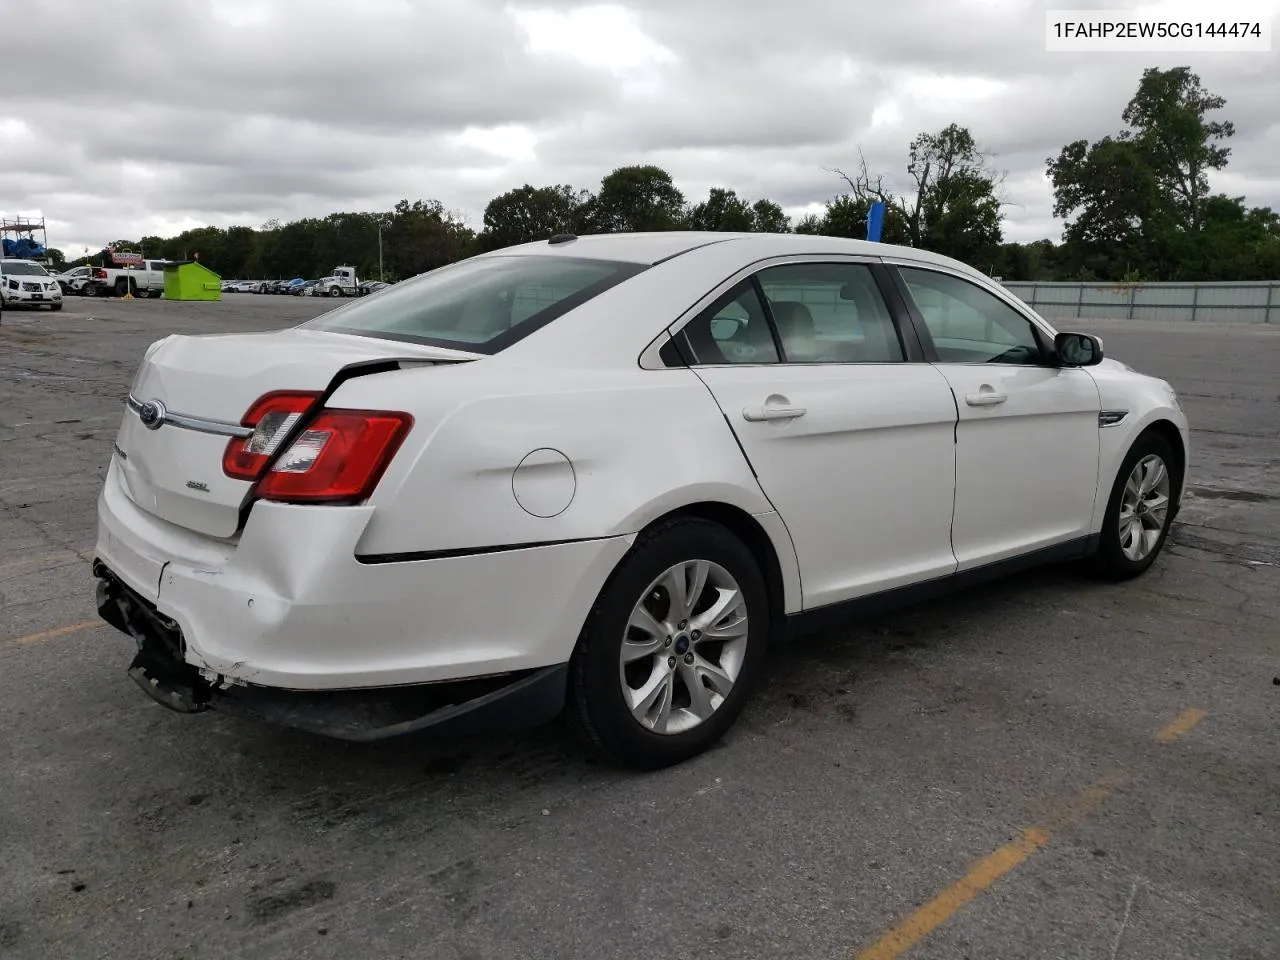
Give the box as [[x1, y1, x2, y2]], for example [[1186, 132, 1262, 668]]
[[83, 259, 171, 298]]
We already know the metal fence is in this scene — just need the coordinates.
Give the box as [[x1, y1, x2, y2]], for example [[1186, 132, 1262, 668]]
[[999, 281, 1280, 323]]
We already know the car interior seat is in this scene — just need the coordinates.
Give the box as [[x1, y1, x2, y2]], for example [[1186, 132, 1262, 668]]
[[769, 300, 819, 361]]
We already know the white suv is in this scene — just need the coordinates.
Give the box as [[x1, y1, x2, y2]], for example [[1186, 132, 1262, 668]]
[[0, 259, 63, 310]]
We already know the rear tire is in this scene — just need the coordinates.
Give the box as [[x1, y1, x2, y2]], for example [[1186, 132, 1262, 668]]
[[569, 517, 769, 769], [1089, 431, 1179, 581]]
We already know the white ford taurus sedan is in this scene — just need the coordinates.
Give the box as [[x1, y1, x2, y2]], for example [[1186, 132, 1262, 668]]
[[94, 232, 1189, 767]]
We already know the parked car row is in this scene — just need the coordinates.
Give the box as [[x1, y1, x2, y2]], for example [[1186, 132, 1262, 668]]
[[40, 261, 395, 302], [223, 267, 393, 299]]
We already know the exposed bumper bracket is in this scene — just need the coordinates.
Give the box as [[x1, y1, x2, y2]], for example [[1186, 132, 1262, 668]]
[[96, 561, 210, 714]]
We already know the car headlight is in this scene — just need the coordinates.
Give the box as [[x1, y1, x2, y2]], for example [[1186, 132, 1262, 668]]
[[1161, 382, 1181, 411]]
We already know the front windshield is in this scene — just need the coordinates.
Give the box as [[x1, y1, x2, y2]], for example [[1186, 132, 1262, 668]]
[[2, 262, 49, 276], [301, 254, 647, 353]]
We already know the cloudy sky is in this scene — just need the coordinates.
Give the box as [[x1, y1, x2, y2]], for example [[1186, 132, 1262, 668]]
[[2, 0, 1277, 258]]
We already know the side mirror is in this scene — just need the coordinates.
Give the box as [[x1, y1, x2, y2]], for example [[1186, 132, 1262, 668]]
[[1055, 331, 1104, 367], [709, 316, 743, 341]]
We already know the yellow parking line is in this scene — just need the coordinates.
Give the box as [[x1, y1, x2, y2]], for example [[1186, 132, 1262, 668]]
[[854, 777, 1121, 960], [7, 619, 101, 646], [1155, 708, 1207, 743], [853, 709, 1208, 960], [855, 827, 1049, 960]]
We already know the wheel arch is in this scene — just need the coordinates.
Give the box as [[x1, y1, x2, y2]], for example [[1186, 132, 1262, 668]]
[[1134, 417, 1188, 516], [1092, 408, 1189, 535], [634, 500, 800, 626]]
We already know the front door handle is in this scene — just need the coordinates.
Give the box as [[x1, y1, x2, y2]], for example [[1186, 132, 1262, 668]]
[[965, 391, 1007, 406], [742, 403, 807, 422]]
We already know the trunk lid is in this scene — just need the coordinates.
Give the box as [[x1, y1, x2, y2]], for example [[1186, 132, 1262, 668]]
[[112, 328, 476, 538]]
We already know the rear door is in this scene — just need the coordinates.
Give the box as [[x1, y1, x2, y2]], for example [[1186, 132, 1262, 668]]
[[887, 263, 1101, 569], [670, 257, 960, 610]]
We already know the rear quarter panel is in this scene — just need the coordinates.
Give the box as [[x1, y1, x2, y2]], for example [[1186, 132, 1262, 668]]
[[326, 362, 794, 565]]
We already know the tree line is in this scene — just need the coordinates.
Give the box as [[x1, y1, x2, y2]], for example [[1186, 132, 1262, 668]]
[[63, 66, 1278, 284]]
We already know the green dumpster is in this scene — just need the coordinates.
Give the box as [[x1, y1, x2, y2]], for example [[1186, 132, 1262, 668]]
[[162, 261, 222, 301]]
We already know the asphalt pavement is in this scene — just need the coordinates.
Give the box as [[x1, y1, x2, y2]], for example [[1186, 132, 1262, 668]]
[[1, 295, 1277, 960]]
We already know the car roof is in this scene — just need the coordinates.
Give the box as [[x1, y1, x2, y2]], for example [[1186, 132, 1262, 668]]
[[480, 231, 977, 275]]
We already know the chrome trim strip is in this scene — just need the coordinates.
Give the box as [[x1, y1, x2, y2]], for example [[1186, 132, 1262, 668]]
[[126, 395, 253, 438]]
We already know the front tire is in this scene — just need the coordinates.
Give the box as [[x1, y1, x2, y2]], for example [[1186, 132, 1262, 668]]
[[570, 517, 769, 769], [1090, 431, 1179, 581]]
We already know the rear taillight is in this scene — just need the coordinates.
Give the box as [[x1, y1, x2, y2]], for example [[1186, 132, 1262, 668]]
[[254, 409, 413, 503], [222, 391, 321, 480]]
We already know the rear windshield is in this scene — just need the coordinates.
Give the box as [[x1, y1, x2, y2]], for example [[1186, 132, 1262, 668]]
[[300, 255, 647, 353], [2, 262, 48, 276]]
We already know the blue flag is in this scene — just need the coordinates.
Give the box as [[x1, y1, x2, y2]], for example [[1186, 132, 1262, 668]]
[[866, 201, 885, 242]]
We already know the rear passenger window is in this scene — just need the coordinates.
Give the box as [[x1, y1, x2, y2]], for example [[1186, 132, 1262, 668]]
[[755, 263, 904, 363], [676, 279, 781, 365]]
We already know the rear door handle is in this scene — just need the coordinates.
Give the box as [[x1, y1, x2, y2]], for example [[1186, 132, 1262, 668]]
[[742, 403, 807, 422], [965, 392, 1007, 406]]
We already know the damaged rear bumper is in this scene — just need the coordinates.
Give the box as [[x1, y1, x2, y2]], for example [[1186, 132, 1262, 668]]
[[94, 561, 569, 741]]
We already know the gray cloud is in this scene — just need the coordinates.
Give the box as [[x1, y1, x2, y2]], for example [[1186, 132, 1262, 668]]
[[1, 0, 1276, 255]]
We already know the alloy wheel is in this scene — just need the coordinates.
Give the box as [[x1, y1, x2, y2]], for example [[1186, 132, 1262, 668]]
[[619, 559, 749, 735], [1119, 453, 1171, 561]]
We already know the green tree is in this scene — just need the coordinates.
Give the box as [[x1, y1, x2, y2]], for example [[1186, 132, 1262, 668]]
[[793, 213, 824, 235], [750, 199, 791, 233], [803, 190, 909, 244], [897, 124, 1003, 260], [821, 194, 876, 239], [583, 165, 686, 232], [1047, 66, 1267, 281], [382, 199, 473, 279], [479, 184, 590, 250], [685, 190, 792, 232], [1122, 66, 1234, 231], [686, 187, 755, 231], [827, 128, 1000, 255]]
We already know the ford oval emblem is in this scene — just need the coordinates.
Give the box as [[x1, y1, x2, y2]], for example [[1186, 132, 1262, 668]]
[[138, 400, 166, 430]]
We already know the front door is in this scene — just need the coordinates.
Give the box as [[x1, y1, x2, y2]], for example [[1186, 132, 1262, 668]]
[[893, 265, 1101, 569], [674, 259, 960, 609]]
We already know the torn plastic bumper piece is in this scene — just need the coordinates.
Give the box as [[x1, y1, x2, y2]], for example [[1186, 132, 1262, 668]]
[[92, 560, 569, 741], [95, 560, 211, 714]]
